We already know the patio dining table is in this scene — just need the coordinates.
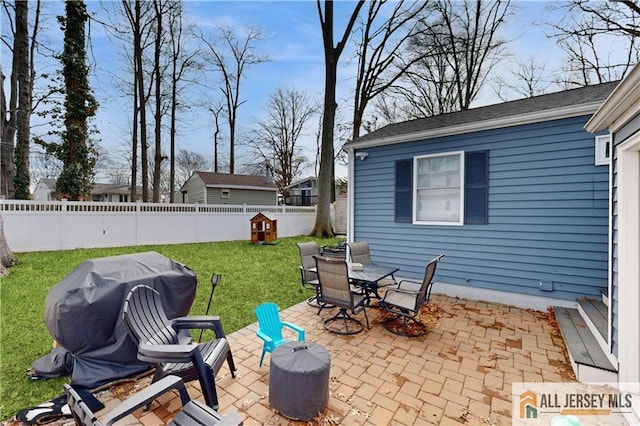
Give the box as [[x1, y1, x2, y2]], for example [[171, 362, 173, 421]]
[[308, 262, 399, 307], [348, 264, 399, 304]]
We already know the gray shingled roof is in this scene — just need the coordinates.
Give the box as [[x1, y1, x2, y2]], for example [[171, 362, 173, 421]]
[[195, 171, 277, 189], [345, 81, 618, 148]]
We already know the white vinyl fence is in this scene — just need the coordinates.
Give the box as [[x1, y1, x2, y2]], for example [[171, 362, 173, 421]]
[[1, 200, 321, 252]]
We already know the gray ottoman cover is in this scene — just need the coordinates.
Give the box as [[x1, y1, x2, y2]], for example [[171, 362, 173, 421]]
[[269, 342, 331, 421]]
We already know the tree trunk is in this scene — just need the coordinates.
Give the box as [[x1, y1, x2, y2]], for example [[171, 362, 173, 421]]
[[0, 213, 18, 276], [169, 79, 177, 202], [134, 1, 149, 202], [13, 0, 31, 200], [312, 0, 364, 237], [152, 0, 163, 203]]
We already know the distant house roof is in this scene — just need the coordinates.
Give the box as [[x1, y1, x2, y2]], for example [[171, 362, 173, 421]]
[[35, 179, 141, 197], [344, 81, 619, 149], [37, 178, 57, 188], [92, 183, 140, 195], [189, 171, 277, 191], [284, 176, 317, 189]]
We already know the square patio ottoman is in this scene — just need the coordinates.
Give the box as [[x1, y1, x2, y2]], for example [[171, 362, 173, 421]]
[[269, 341, 330, 421]]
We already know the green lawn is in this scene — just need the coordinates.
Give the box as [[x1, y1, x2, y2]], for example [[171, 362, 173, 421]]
[[0, 236, 342, 420]]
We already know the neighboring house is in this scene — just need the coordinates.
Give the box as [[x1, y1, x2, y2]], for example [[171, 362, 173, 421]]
[[586, 64, 640, 422], [343, 81, 617, 310], [90, 183, 143, 202], [33, 179, 142, 202], [33, 179, 58, 201], [179, 171, 278, 205], [284, 176, 318, 206]]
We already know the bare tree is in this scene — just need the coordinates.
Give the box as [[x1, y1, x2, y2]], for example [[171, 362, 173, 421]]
[[565, 1, 640, 38], [248, 87, 318, 194], [209, 101, 224, 173], [175, 148, 208, 188], [396, 0, 511, 117], [200, 25, 268, 174], [151, 0, 166, 203], [493, 56, 554, 101], [352, 0, 430, 139], [12, 0, 30, 199], [1, 0, 42, 199], [166, 2, 199, 203], [366, 93, 409, 130], [548, 1, 640, 88], [121, 0, 155, 202], [313, 0, 364, 237], [30, 150, 62, 185]]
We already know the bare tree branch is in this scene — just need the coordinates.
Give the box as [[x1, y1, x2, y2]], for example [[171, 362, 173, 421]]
[[199, 25, 269, 174]]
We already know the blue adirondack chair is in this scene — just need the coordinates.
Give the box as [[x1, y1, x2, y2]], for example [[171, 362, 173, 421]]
[[255, 302, 305, 366]]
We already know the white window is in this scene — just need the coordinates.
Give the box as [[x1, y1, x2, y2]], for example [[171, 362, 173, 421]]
[[414, 151, 464, 225], [595, 134, 611, 166], [220, 189, 231, 199]]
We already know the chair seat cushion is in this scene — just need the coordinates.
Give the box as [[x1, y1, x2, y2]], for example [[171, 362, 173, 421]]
[[382, 290, 417, 312]]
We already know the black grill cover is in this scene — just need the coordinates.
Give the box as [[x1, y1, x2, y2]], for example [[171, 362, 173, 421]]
[[44, 251, 197, 388]]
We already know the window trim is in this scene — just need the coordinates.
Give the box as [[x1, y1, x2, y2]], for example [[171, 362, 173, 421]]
[[220, 188, 231, 199], [413, 150, 465, 226]]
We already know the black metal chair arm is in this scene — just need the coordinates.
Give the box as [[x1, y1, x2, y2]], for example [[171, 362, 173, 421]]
[[382, 287, 421, 299], [396, 279, 421, 289], [100, 376, 189, 426], [172, 316, 226, 337]]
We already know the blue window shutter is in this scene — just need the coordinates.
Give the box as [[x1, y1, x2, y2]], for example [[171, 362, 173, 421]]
[[395, 159, 412, 223], [465, 151, 488, 224]]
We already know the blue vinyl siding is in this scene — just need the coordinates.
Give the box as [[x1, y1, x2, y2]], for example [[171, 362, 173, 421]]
[[352, 115, 608, 301]]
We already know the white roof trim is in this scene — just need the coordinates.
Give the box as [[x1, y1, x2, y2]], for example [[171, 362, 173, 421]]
[[346, 102, 603, 150], [585, 64, 640, 133], [206, 184, 277, 191]]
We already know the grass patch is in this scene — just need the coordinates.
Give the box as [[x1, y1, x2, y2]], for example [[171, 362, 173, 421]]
[[0, 236, 342, 420]]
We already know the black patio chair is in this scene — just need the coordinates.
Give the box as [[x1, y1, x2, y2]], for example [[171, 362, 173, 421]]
[[347, 241, 396, 296], [314, 255, 369, 335], [378, 254, 444, 337], [296, 241, 334, 313], [65, 375, 243, 426], [347, 241, 373, 265], [123, 284, 236, 410]]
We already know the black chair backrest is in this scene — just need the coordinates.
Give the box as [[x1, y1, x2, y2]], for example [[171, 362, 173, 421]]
[[314, 256, 353, 309], [297, 242, 320, 283], [123, 284, 178, 346], [348, 241, 372, 265], [417, 254, 444, 307], [321, 244, 347, 259], [65, 384, 100, 426]]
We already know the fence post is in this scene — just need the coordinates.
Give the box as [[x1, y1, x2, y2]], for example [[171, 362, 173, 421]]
[[60, 199, 68, 250]]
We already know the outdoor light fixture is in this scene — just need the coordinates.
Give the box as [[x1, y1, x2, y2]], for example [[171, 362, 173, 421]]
[[355, 152, 369, 161]]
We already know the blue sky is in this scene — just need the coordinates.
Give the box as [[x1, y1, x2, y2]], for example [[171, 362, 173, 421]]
[[3, 1, 622, 181], [87, 1, 564, 180]]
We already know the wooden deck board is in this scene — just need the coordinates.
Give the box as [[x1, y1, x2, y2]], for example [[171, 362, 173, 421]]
[[554, 307, 616, 372], [577, 298, 608, 339]]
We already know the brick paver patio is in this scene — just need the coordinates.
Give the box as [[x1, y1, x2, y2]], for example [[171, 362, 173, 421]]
[[39, 294, 630, 425]]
